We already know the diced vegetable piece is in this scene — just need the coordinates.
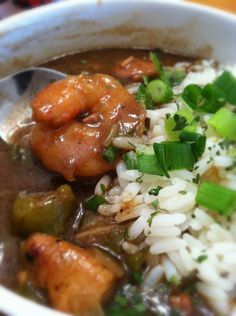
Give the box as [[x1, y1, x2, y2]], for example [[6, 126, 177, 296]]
[[154, 142, 196, 178], [208, 107, 236, 140], [84, 195, 107, 212], [196, 181, 236, 216], [179, 130, 206, 158], [146, 79, 173, 105], [123, 151, 138, 170], [165, 108, 197, 140], [136, 145, 165, 176], [12, 185, 77, 237], [214, 70, 236, 105], [103, 145, 121, 163]]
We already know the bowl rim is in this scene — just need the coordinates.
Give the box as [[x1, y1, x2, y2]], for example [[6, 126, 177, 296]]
[[0, 0, 236, 33]]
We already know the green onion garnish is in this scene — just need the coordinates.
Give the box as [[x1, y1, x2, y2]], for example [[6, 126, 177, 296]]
[[84, 195, 107, 212], [196, 181, 236, 216], [154, 142, 196, 178], [136, 83, 154, 109], [181, 83, 225, 113], [146, 79, 173, 105], [165, 108, 197, 140], [103, 145, 121, 163], [182, 70, 236, 113], [214, 70, 236, 105], [208, 107, 236, 141], [136, 145, 165, 176], [137, 153, 165, 176], [149, 52, 167, 82], [200, 83, 226, 113], [179, 130, 206, 159], [182, 84, 204, 110], [123, 151, 138, 170], [165, 67, 186, 86]]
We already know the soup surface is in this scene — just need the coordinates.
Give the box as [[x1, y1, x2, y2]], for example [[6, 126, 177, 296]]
[[1, 48, 236, 316]]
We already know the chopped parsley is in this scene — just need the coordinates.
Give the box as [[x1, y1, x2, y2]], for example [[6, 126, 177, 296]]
[[148, 186, 162, 196], [147, 211, 159, 227], [195, 254, 208, 263], [151, 200, 159, 210], [192, 173, 200, 184], [172, 114, 189, 131], [100, 183, 106, 194]]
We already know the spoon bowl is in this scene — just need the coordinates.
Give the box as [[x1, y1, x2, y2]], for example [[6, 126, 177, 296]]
[[0, 67, 66, 143]]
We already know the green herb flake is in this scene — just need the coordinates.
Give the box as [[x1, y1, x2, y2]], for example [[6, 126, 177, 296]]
[[134, 303, 146, 312], [103, 145, 121, 163], [84, 195, 107, 212], [195, 254, 208, 263], [132, 271, 144, 285], [147, 211, 159, 227], [115, 295, 128, 306], [172, 114, 189, 131], [124, 228, 130, 240], [100, 183, 106, 195], [179, 190, 187, 195], [148, 186, 162, 196], [169, 275, 181, 286], [80, 59, 87, 64], [193, 173, 200, 184]]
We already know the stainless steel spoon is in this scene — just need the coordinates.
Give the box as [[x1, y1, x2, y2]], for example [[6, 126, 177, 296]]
[[0, 67, 66, 143]]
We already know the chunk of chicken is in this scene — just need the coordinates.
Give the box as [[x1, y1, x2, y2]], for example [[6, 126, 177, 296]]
[[22, 233, 118, 316]]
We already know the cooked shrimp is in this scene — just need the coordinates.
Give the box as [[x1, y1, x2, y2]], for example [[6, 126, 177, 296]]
[[31, 73, 145, 180], [22, 233, 121, 316], [112, 56, 157, 81]]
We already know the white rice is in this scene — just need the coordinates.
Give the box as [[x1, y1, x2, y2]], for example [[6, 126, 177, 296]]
[[95, 60, 236, 315]]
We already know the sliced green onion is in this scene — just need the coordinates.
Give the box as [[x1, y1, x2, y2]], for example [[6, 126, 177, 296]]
[[164, 67, 186, 86], [84, 195, 107, 212], [136, 83, 154, 109], [149, 52, 167, 82], [182, 84, 204, 110], [136, 145, 165, 176], [154, 142, 196, 177], [165, 108, 197, 140], [214, 70, 236, 105], [137, 153, 165, 176], [196, 181, 236, 216], [200, 83, 226, 113], [123, 151, 138, 170], [208, 107, 236, 141], [103, 145, 121, 163], [182, 83, 226, 114], [179, 130, 206, 159], [146, 79, 173, 105]]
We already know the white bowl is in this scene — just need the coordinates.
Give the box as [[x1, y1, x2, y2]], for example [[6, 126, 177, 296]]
[[0, 0, 236, 315]]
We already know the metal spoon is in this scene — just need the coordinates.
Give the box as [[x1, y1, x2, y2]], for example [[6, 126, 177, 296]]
[[0, 67, 66, 143]]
